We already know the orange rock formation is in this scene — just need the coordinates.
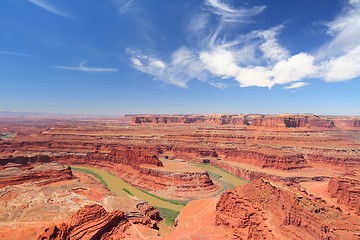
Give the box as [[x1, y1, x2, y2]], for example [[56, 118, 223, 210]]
[[37, 203, 161, 240], [131, 114, 360, 129], [328, 176, 360, 215], [0, 155, 73, 188], [216, 179, 360, 240]]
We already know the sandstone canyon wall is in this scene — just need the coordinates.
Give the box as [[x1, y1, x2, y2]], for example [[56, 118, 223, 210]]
[[0, 155, 73, 188], [216, 179, 360, 240], [37, 203, 161, 240]]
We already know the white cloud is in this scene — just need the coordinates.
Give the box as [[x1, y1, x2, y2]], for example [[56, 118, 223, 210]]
[[188, 14, 210, 33], [316, 0, 360, 82], [321, 45, 360, 82], [0, 50, 31, 58], [129, 0, 264, 88], [28, 0, 72, 19], [208, 81, 227, 89], [272, 53, 317, 84], [316, 0, 360, 59], [129, 47, 206, 88], [283, 82, 310, 89], [129, 0, 360, 90], [204, 0, 265, 23], [236, 66, 272, 88], [257, 26, 289, 62], [200, 48, 240, 78], [204, 0, 265, 49], [53, 62, 118, 73], [200, 50, 317, 88]]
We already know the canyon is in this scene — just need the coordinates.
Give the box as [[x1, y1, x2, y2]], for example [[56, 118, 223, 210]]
[[0, 113, 359, 239], [216, 179, 359, 240]]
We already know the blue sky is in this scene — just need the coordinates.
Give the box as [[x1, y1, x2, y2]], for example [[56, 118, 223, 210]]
[[1, 0, 359, 115]]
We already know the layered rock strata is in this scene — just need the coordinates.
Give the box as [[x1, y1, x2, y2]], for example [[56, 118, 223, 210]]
[[216, 179, 360, 240], [60, 150, 218, 200], [37, 203, 161, 240], [0, 155, 73, 188], [328, 176, 360, 215], [132, 114, 360, 129]]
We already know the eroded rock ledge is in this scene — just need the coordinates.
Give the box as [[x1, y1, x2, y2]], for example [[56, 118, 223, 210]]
[[0, 155, 73, 188], [132, 114, 360, 129], [38, 203, 161, 240], [328, 176, 360, 215], [60, 147, 218, 200], [216, 179, 360, 240]]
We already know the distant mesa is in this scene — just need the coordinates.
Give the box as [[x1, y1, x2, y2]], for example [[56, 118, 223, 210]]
[[130, 114, 360, 129]]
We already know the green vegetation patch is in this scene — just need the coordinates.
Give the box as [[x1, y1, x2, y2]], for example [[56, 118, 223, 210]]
[[137, 188, 188, 206], [0, 132, 15, 139], [193, 163, 247, 189], [122, 188, 134, 196], [71, 165, 184, 211], [207, 171, 222, 180], [72, 167, 109, 188], [156, 207, 180, 226]]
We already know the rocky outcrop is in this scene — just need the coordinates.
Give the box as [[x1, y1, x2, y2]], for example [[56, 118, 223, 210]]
[[80, 146, 163, 170], [134, 166, 218, 200], [333, 118, 360, 129], [171, 145, 310, 170], [251, 116, 290, 127], [133, 115, 209, 125], [135, 201, 162, 222], [216, 148, 309, 170], [328, 177, 360, 215], [0, 156, 73, 187], [60, 153, 217, 200], [38, 204, 129, 240], [37, 203, 161, 240], [0, 155, 52, 168], [216, 179, 360, 240], [211, 160, 325, 183], [307, 154, 360, 167], [105, 147, 163, 168]]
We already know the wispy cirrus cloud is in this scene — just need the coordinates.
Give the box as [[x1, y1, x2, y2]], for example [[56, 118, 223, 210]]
[[317, 0, 360, 82], [0, 50, 32, 58], [53, 62, 118, 73], [128, 0, 263, 89], [28, 0, 72, 19], [187, 13, 210, 33], [283, 82, 310, 90], [257, 26, 289, 63], [129, 48, 206, 88], [128, 0, 360, 90], [112, 0, 139, 15], [204, 0, 265, 23]]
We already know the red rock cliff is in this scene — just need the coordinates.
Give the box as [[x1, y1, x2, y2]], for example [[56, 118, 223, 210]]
[[328, 176, 360, 215], [0, 155, 73, 187], [85, 146, 163, 169], [216, 179, 359, 240], [105, 147, 163, 168], [37, 203, 161, 240]]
